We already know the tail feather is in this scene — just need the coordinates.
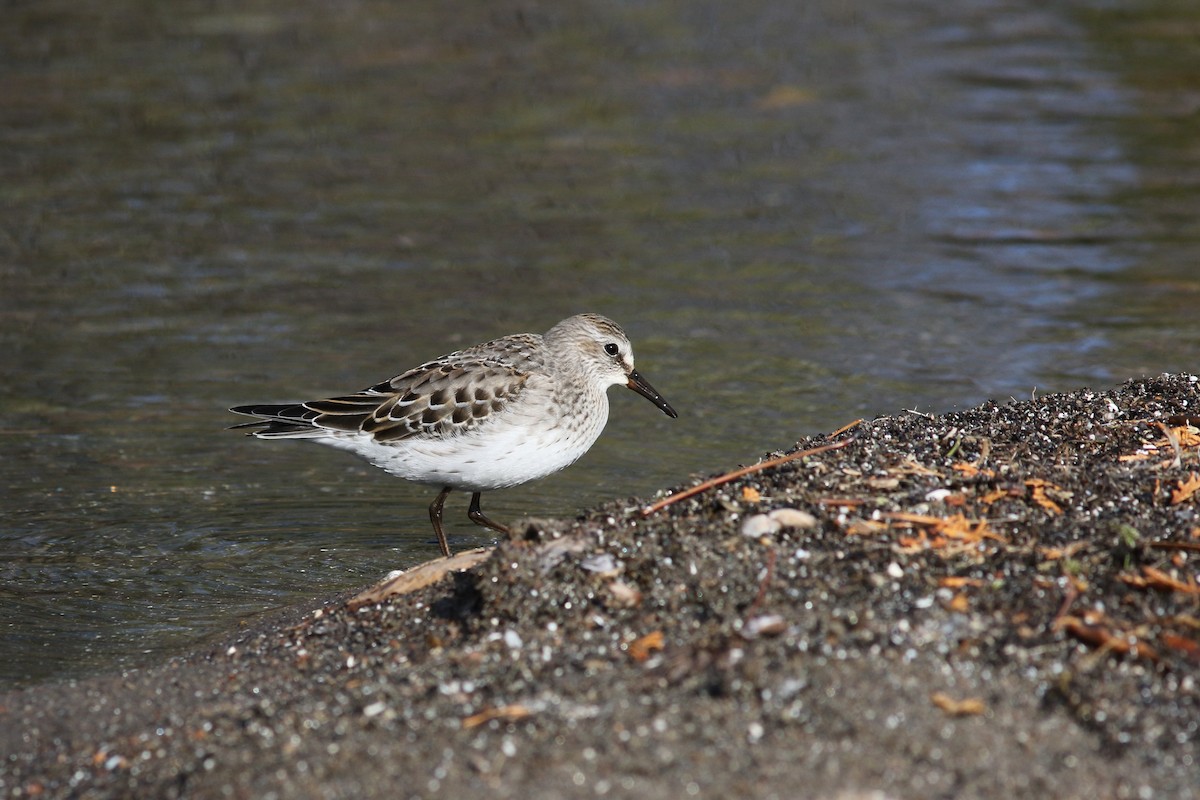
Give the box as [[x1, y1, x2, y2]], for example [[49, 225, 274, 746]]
[[229, 404, 331, 439]]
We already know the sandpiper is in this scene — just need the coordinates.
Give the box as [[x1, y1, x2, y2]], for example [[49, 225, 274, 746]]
[[230, 313, 677, 557]]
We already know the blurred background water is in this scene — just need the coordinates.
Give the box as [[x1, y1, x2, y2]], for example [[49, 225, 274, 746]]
[[2, 0, 1198, 687]]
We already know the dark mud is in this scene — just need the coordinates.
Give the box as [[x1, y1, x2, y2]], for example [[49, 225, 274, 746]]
[[3, 374, 1199, 799]]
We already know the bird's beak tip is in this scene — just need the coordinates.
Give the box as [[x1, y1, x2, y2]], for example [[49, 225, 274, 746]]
[[626, 371, 677, 419]]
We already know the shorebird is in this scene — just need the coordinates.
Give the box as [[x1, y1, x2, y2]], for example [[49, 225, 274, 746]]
[[230, 313, 677, 557]]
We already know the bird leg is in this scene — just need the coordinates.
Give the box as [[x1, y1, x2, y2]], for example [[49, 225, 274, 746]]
[[467, 492, 512, 536], [428, 486, 454, 558]]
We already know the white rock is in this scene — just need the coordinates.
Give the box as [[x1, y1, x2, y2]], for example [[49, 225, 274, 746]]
[[768, 508, 818, 529], [741, 514, 782, 537]]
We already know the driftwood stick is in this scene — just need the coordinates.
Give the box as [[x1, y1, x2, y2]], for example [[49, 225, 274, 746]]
[[641, 436, 857, 518]]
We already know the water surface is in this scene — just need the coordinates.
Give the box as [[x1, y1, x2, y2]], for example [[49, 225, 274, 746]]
[[2, 0, 1198, 687]]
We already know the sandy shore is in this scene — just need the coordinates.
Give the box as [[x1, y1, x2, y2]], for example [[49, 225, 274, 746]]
[[3, 374, 1198, 799]]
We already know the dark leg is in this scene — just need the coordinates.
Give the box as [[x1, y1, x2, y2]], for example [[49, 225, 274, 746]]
[[428, 486, 453, 558], [467, 492, 512, 536]]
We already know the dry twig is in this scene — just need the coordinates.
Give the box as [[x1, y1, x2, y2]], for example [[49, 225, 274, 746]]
[[641, 437, 856, 517]]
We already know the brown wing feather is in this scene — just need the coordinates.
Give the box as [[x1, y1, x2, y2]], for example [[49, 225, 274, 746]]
[[302, 360, 530, 442], [232, 332, 545, 441]]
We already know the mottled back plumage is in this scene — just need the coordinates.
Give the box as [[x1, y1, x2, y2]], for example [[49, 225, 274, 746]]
[[232, 334, 545, 444]]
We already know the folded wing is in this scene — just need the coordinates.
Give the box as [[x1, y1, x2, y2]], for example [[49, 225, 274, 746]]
[[231, 358, 530, 443]]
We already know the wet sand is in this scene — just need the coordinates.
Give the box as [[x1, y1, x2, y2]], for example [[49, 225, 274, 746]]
[[2, 374, 1198, 799]]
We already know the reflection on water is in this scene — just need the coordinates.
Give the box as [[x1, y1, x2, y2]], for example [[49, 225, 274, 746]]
[[2, 0, 1198, 688]]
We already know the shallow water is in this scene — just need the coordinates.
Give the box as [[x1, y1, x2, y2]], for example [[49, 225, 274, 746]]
[[2, 0, 1198, 687]]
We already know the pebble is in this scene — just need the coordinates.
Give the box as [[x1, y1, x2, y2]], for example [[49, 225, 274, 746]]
[[742, 614, 788, 638], [580, 553, 620, 576], [768, 508, 818, 529], [740, 514, 782, 537], [741, 508, 817, 537]]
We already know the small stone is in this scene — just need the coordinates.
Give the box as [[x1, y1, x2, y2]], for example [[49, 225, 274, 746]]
[[741, 514, 782, 537], [606, 581, 643, 608], [768, 508, 818, 529], [580, 553, 620, 576], [743, 614, 787, 638]]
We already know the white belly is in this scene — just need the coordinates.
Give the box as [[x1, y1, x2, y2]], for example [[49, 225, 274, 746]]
[[316, 397, 610, 492]]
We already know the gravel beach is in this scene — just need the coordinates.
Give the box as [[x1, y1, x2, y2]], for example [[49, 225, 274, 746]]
[[3, 374, 1198, 799]]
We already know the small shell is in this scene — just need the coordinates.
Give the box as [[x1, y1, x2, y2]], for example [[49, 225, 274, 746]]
[[606, 580, 643, 608], [580, 553, 620, 577], [767, 508, 817, 529], [741, 514, 782, 538], [742, 614, 787, 639]]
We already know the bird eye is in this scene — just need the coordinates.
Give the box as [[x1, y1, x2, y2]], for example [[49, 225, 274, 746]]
[[603, 343, 620, 357]]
